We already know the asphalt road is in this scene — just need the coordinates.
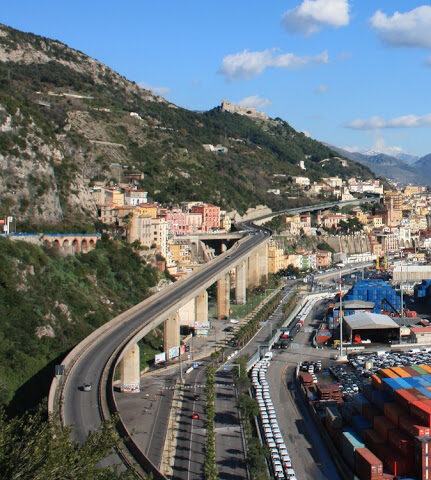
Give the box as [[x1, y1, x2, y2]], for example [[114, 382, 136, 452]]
[[59, 198, 371, 472], [171, 362, 209, 480], [63, 231, 268, 445], [265, 300, 341, 480], [214, 369, 247, 480]]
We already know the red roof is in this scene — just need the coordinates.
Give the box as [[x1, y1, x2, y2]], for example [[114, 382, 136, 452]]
[[410, 327, 431, 333]]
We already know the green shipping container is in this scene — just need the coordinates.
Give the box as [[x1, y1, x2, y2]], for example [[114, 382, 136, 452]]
[[411, 365, 429, 376]]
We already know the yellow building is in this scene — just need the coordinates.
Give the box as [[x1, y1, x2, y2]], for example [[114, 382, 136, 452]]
[[112, 189, 125, 206], [100, 204, 135, 225], [268, 241, 286, 274], [404, 185, 424, 196], [136, 203, 158, 219], [168, 240, 192, 265]]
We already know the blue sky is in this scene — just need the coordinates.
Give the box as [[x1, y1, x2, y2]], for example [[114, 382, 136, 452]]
[[2, 0, 431, 156]]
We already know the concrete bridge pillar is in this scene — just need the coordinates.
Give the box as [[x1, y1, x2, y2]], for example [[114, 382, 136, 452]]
[[221, 242, 227, 253], [164, 313, 180, 356], [247, 252, 260, 289], [217, 273, 230, 319], [195, 291, 208, 324], [120, 343, 140, 392], [259, 244, 268, 283], [235, 261, 247, 305], [178, 299, 195, 328]]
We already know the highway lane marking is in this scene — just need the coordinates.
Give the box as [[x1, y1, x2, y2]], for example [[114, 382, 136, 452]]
[[145, 382, 165, 456]]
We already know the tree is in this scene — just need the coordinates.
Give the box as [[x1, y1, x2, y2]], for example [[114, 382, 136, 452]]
[[338, 217, 363, 234], [0, 409, 135, 480]]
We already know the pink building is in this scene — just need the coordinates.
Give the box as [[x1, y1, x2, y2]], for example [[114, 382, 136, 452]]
[[164, 209, 203, 235], [191, 204, 220, 231]]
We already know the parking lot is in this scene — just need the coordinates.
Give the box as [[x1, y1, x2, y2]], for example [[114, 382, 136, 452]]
[[302, 348, 431, 402], [252, 355, 297, 480]]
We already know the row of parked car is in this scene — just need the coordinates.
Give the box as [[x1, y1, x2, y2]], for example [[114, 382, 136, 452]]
[[252, 356, 297, 480], [329, 364, 368, 399], [349, 348, 431, 375]]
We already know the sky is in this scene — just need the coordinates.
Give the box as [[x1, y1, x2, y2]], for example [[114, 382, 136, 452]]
[[2, 0, 431, 157]]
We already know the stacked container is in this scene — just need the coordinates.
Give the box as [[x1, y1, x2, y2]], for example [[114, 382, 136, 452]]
[[340, 429, 365, 468], [345, 279, 401, 314], [355, 447, 383, 480]]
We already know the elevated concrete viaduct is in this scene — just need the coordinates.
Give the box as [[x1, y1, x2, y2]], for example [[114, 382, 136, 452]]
[[49, 198, 376, 477]]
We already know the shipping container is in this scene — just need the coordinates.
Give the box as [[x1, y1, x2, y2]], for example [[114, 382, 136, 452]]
[[404, 366, 421, 377], [410, 401, 431, 427], [382, 377, 411, 395], [384, 402, 404, 426], [372, 390, 392, 411], [362, 384, 375, 402], [420, 365, 431, 374], [363, 428, 385, 451], [417, 387, 431, 400], [326, 406, 343, 429], [412, 365, 429, 376], [363, 403, 382, 424], [352, 415, 372, 438], [374, 443, 410, 476], [387, 428, 413, 457], [392, 366, 411, 378], [396, 389, 420, 410], [353, 394, 370, 415], [372, 374, 382, 390], [379, 368, 398, 379], [340, 429, 365, 469], [373, 415, 396, 441], [399, 414, 431, 437], [354, 447, 383, 480]]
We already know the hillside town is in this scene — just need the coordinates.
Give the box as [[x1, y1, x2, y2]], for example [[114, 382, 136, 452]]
[[82, 174, 431, 279]]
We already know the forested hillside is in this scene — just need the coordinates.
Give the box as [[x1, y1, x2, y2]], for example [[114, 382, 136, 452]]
[[0, 236, 162, 411], [0, 23, 374, 227]]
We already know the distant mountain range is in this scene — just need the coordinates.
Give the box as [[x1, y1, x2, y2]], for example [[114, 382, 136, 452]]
[[331, 147, 431, 186]]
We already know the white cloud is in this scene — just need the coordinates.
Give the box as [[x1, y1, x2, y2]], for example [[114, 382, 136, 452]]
[[281, 0, 350, 36], [346, 113, 431, 130], [237, 95, 271, 109], [302, 131, 312, 138], [314, 84, 328, 94], [370, 6, 431, 49], [139, 82, 171, 97], [219, 48, 328, 81]]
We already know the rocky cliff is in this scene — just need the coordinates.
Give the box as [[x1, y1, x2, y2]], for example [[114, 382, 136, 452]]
[[0, 23, 375, 227]]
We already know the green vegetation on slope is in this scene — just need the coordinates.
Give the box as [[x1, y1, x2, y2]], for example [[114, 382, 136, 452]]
[[0, 236, 161, 410], [0, 408, 134, 480], [0, 23, 375, 225]]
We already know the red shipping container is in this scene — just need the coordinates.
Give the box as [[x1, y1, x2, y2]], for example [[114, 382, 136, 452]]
[[410, 388, 430, 402], [373, 416, 396, 441], [395, 389, 420, 410], [387, 429, 413, 457], [374, 444, 409, 476], [411, 401, 431, 427], [399, 415, 431, 437], [403, 366, 420, 377], [363, 403, 381, 424], [363, 429, 385, 451], [355, 447, 383, 480], [384, 402, 404, 426]]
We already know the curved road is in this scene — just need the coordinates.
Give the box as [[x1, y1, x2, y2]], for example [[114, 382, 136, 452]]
[[63, 230, 269, 443], [59, 198, 375, 470]]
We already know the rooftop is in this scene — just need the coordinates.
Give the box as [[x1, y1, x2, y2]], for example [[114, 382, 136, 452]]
[[344, 312, 399, 330]]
